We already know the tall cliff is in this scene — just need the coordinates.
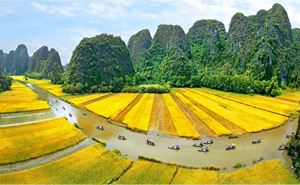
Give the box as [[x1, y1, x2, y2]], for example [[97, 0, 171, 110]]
[[128, 29, 152, 69], [64, 34, 134, 87], [2, 44, 29, 75]]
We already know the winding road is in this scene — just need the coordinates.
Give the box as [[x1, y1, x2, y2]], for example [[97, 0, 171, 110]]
[[1, 81, 298, 172]]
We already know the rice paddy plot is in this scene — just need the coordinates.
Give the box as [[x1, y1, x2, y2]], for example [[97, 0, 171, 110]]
[[66, 93, 108, 106], [116, 160, 177, 184], [189, 89, 288, 127], [175, 93, 232, 136], [0, 144, 132, 184], [122, 94, 154, 131], [180, 89, 274, 132], [0, 117, 86, 164], [163, 94, 200, 139], [85, 93, 138, 119], [200, 88, 300, 116], [0, 81, 49, 113], [171, 159, 297, 184]]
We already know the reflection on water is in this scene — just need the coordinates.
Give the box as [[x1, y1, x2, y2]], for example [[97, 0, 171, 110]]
[[22, 81, 299, 171]]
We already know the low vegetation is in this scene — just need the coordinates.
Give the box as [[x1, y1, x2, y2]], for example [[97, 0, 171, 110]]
[[0, 74, 12, 92], [116, 160, 177, 184], [0, 81, 49, 113], [0, 144, 132, 184], [172, 159, 298, 184], [0, 117, 86, 164], [287, 118, 300, 179]]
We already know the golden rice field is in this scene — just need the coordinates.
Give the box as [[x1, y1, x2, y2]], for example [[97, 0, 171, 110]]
[[77, 88, 299, 138], [172, 159, 297, 184], [0, 81, 49, 113], [8, 77, 300, 138], [85, 93, 138, 119], [116, 160, 177, 184], [0, 117, 86, 164], [65, 93, 108, 106], [0, 144, 132, 184], [11, 76, 67, 97], [123, 94, 154, 131], [1, 141, 295, 184]]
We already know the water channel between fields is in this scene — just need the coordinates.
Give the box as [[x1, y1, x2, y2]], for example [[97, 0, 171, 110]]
[[20, 82, 299, 171]]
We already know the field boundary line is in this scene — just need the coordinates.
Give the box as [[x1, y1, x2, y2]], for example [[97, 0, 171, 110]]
[[113, 94, 143, 122], [179, 91, 246, 134], [171, 93, 216, 137], [0, 117, 61, 128], [78, 93, 113, 107], [108, 161, 134, 184], [199, 89, 289, 117], [169, 166, 179, 184]]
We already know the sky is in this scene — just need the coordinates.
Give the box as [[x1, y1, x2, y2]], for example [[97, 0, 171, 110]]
[[0, 0, 300, 65]]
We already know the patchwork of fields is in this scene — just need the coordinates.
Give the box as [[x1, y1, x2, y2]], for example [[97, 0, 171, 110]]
[[0, 81, 49, 113], [9, 77, 300, 138], [0, 117, 86, 164], [70, 88, 300, 138]]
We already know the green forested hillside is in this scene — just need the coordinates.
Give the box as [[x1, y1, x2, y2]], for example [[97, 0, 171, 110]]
[[63, 34, 134, 93], [1, 44, 29, 75], [127, 3, 300, 96], [27, 47, 64, 83]]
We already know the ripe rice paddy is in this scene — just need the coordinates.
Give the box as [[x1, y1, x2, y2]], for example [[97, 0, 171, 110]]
[[78, 88, 299, 138], [0, 117, 86, 164], [9, 77, 300, 138], [0, 81, 49, 113], [0, 144, 132, 184]]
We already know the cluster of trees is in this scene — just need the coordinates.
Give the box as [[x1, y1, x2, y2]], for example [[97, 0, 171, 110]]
[[0, 74, 12, 92], [287, 120, 300, 179], [62, 76, 170, 94], [191, 74, 281, 96]]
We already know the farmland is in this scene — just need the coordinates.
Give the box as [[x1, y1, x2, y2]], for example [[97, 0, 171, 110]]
[[0, 81, 49, 113], [0, 144, 132, 184], [116, 160, 177, 184], [8, 77, 300, 138], [76, 88, 299, 138], [172, 159, 298, 184], [11, 76, 67, 97], [0, 117, 86, 164]]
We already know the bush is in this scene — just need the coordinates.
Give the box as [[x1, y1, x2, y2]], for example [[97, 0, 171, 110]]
[[122, 84, 170, 93], [233, 162, 246, 168], [0, 75, 12, 92], [25, 72, 43, 80], [62, 84, 76, 94]]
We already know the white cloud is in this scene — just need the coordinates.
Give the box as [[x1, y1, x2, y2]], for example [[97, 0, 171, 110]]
[[30, 2, 77, 16], [0, 7, 14, 15], [30, 0, 135, 19]]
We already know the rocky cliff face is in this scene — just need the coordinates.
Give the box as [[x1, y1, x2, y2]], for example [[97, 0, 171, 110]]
[[43, 49, 64, 83], [228, 3, 293, 82], [187, 19, 227, 66], [152, 24, 189, 53], [65, 34, 134, 87], [28, 46, 49, 73], [0, 50, 4, 73], [128, 29, 152, 69], [2, 44, 29, 75]]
